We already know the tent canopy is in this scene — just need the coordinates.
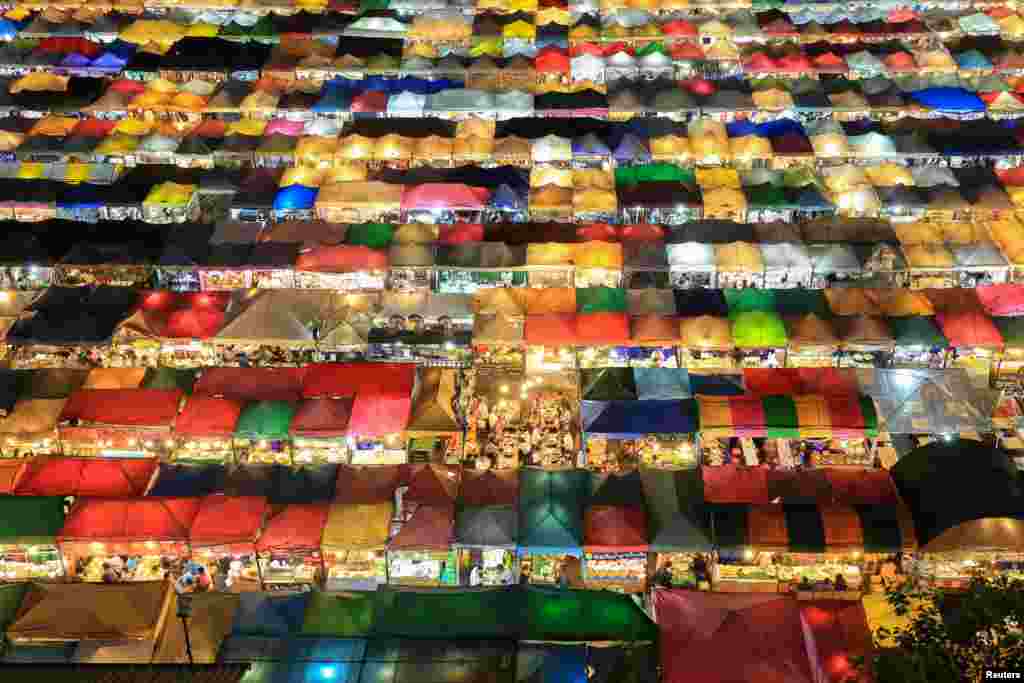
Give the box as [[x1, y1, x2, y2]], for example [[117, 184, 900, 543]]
[[58, 498, 200, 542], [582, 400, 698, 437], [322, 502, 393, 549], [256, 504, 329, 553], [584, 505, 648, 550], [518, 469, 590, 550], [524, 586, 658, 642], [891, 441, 1024, 551], [153, 592, 240, 664], [230, 592, 309, 638], [234, 400, 297, 439], [406, 368, 459, 435], [698, 394, 878, 438], [7, 582, 172, 643], [194, 367, 305, 402], [59, 389, 183, 427], [388, 504, 454, 551], [189, 495, 268, 547], [640, 469, 713, 552], [13, 457, 158, 497], [288, 398, 352, 438], [0, 496, 65, 545], [174, 396, 244, 437], [459, 469, 519, 506], [455, 505, 518, 547], [405, 463, 461, 504], [334, 464, 403, 504], [580, 368, 637, 402], [731, 311, 788, 348], [859, 368, 998, 435]]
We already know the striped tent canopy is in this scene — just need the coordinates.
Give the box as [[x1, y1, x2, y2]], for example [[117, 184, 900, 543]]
[[697, 394, 878, 438], [711, 504, 917, 553]]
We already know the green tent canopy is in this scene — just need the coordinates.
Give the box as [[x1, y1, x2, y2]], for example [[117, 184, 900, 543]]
[[745, 184, 787, 208], [615, 163, 695, 187], [994, 317, 1024, 348], [518, 470, 590, 550], [576, 288, 627, 314], [731, 311, 788, 348], [234, 400, 297, 439], [0, 497, 64, 545], [724, 289, 777, 315], [345, 223, 395, 250], [773, 289, 830, 317], [640, 469, 713, 552], [579, 368, 638, 401], [524, 587, 658, 643], [372, 588, 522, 640], [887, 316, 949, 348], [142, 367, 198, 393], [300, 591, 376, 639]]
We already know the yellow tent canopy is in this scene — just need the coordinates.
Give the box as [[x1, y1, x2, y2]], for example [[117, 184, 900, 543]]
[[83, 368, 148, 390], [679, 315, 734, 349], [152, 592, 240, 664], [321, 502, 393, 550], [7, 581, 172, 644], [407, 369, 459, 435], [0, 398, 66, 437], [472, 314, 524, 344]]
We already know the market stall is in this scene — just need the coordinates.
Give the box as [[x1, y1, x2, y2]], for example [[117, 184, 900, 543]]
[[472, 314, 525, 369], [233, 400, 296, 466], [582, 399, 699, 471], [716, 242, 765, 289], [711, 502, 916, 594], [387, 503, 457, 587], [369, 292, 473, 366], [287, 398, 352, 466], [406, 368, 462, 465], [454, 505, 518, 586], [57, 388, 182, 460], [641, 469, 714, 590], [784, 314, 839, 369], [152, 591, 241, 664], [583, 472, 650, 592], [995, 317, 1024, 389], [667, 242, 716, 289], [697, 394, 879, 468], [0, 496, 65, 581], [807, 243, 864, 289], [172, 396, 242, 465], [322, 502, 393, 591], [517, 468, 589, 585], [760, 243, 813, 289], [892, 441, 1024, 588], [435, 242, 528, 295], [0, 398, 65, 458], [678, 315, 736, 370], [188, 494, 267, 593], [888, 317, 950, 369], [731, 311, 788, 368], [112, 291, 224, 368], [255, 504, 328, 591], [524, 314, 578, 373], [834, 316, 895, 369], [58, 497, 201, 583], [938, 310, 1005, 382], [463, 370, 578, 470]]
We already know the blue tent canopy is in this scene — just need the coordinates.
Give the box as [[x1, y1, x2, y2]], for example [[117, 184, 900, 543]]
[[231, 593, 310, 638], [908, 87, 985, 113], [147, 464, 225, 497], [687, 373, 746, 396], [581, 399, 698, 438], [515, 644, 587, 683], [634, 368, 691, 400]]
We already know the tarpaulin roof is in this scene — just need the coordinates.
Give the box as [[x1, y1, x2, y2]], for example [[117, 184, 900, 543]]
[[634, 368, 691, 400], [15, 370, 87, 400], [229, 592, 309, 638], [631, 315, 681, 345], [194, 368, 305, 402], [405, 463, 461, 504], [473, 314, 524, 344], [268, 464, 339, 504], [189, 495, 267, 547], [799, 600, 873, 683], [575, 312, 631, 346], [582, 400, 699, 437], [455, 505, 518, 547], [698, 395, 878, 438], [7, 582, 172, 644], [858, 368, 998, 434], [459, 469, 519, 506], [256, 504, 329, 553], [348, 384, 412, 438], [786, 314, 838, 347], [302, 363, 416, 400], [704, 465, 902, 508], [13, 457, 157, 497], [322, 502, 393, 549], [355, 639, 514, 681], [153, 592, 240, 664], [654, 591, 814, 683], [288, 398, 352, 438], [58, 497, 200, 542], [0, 398, 65, 436], [711, 503, 915, 552], [524, 586, 658, 642], [584, 505, 648, 550], [147, 465, 225, 498], [59, 389, 183, 427], [215, 293, 314, 345], [587, 644, 659, 683], [525, 314, 577, 346], [234, 400, 296, 439], [407, 368, 458, 435], [641, 469, 712, 552], [82, 368, 147, 391], [576, 287, 627, 314], [742, 368, 860, 397], [679, 315, 734, 349], [174, 396, 243, 436], [0, 460, 23, 495], [518, 469, 590, 550], [516, 644, 586, 683], [299, 591, 376, 639], [936, 310, 1004, 347], [0, 496, 64, 545], [892, 441, 1024, 551], [580, 368, 637, 401], [335, 464, 403, 504], [731, 311, 788, 348], [887, 316, 949, 348], [372, 587, 522, 640], [388, 503, 454, 550], [977, 284, 1024, 316]]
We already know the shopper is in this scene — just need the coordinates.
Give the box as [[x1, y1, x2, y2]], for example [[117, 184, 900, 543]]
[[652, 561, 673, 589]]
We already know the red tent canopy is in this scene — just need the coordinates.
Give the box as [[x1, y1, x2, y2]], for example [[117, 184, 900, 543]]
[[289, 398, 353, 438], [702, 465, 772, 504], [388, 504, 454, 550], [823, 468, 901, 506], [193, 368, 306, 402], [438, 223, 484, 244], [348, 379, 412, 438], [576, 223, 618, 242], [58, 497, 201, 542], [584, 505, 648, 550], [405, 464, 461, 504], [174, 396, 244, 437], [189, 495, 268, 548], [976, 284, 1024, 316], [163, 308, 225, 339], [743, 369, 860, 397], [654, 590, 814, 683], [936, 311, 1004, 348], [302, 363, 416, 400], [59, 389, 183, 427], [335, 464, 403, 504], [459, 469, 518, 506], [575, 312, 631, 345], [401, 183, 490, 211], [525, 314, 578, 346], [255, 504, 329, 553], [0, 461, 25, 494], [295, 245, 389, 273], [799, 601, 873, 683], [13, 457, 157, 497]]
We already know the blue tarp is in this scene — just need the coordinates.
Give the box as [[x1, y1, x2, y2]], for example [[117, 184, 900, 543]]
[[231, 593, 310, 638], [147, 464, 225, 497], [687, 373, 746, 396], [908, 87, 986, 113], [634, 368, 691, 400], [581, 400, 698, 437], [515, 645, 587, 683]]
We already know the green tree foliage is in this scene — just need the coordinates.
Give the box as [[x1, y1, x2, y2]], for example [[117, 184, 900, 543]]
[[859, 576, 1024, 682]]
